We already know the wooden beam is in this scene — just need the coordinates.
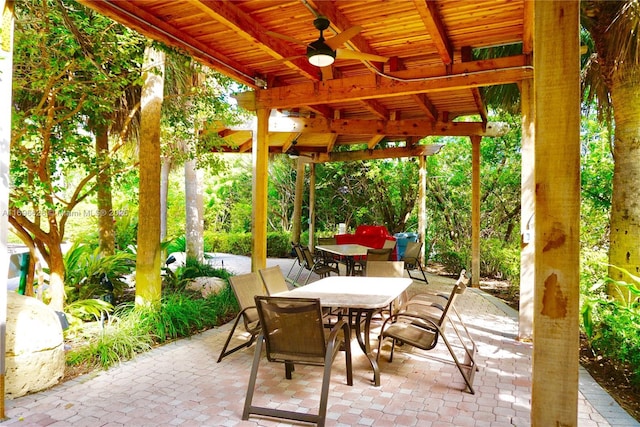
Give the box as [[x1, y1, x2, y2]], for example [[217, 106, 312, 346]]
[[367, 135, 385, 150], [251, 108, 270, 272], [78, 0, 257, 88], [188, 0, 321, 81], [411, 93, 438, 121], [531, 1, 580, 425], [471, 136, 481, 287], [247, 116, 508, 137], [519, 78, 534, 341], [312, 144, 442, 163], [414, 0, 453, 65], [241, 59, 532, 109]]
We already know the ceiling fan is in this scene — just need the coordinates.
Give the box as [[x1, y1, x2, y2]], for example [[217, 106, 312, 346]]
[[267, 16, 388, 67]]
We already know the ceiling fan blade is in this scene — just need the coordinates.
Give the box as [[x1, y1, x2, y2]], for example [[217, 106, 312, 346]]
[[325, 25, 362, 49], [321, 65, 334, 81], [336, 48, 388, 63], [266, 30, 308, 47]]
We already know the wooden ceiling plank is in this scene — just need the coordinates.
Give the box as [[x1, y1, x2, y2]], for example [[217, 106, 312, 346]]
[[78, 0, 257, 87], [309, 1, 382, 59], [188, 0, 320, 80], [414, 0, 453, 65]]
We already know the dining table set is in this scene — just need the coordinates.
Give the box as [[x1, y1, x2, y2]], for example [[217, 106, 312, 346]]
[[276, 272, 412, 387]]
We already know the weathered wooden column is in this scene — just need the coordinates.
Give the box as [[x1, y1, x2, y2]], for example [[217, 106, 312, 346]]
[[0, 0, 14, 418], [418, 155, 427, 263], [519, 77, 535, 341], [531, 1, 580, 425], [307, 163, 316, 251], [290, 158, 305, 245], [471, 136, 481, 287], [251, 107, 270, 271]]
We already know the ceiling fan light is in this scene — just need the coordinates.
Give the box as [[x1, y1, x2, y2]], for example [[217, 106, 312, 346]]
[[307, 41, 336, 67]]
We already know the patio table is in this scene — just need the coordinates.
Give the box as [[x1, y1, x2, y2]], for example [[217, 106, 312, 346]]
[[275, 275, 412, 386], [315, 243, 372, 276]]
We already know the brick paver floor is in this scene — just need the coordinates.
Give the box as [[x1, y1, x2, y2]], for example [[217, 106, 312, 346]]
[[2, 255, 637, 426]]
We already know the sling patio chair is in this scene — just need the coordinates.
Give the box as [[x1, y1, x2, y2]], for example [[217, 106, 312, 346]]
[[300, 245, 339, 285], [376, 270, 477, 394], [354, 247, 393, 275], [258, 265, 290, 295], [216, 272, 265, 363], [285, 242, 305, 283], [366, 260, 407, 316], [243, 296, 352, 427], [400, 241, 429, 283]]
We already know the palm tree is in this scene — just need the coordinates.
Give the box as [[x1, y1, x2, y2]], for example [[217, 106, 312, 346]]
[[581, 1, 640, 300]]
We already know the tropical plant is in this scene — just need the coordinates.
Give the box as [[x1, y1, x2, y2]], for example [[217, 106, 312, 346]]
[[63, 243, 135, 303], [580, 1, 640, 300]]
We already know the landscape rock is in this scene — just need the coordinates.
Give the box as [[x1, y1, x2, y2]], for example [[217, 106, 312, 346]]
[[5, 292, 65, 398]]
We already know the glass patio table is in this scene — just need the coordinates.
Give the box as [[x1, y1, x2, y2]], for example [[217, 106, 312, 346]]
[[275, 275, 412, 386]]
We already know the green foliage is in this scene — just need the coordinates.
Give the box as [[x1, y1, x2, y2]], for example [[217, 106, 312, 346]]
[[581, 266, 640, 384], [479, 238, 520, 286], [66, 284, 238, 370], [64, 243, 135, 303]]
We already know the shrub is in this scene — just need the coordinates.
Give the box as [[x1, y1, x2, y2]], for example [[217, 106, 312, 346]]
[[581, 266, 640, 385]]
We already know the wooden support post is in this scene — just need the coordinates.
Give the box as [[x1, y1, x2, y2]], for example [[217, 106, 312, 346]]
[[308, 163, 316, 251], [290, 158, 305, 245], [0, 0, 14, 420], [251, 107, 270, 271], [471, 136, 481, 287], [519, 78, 534, 341], [532, 1, 580, 425], [418, 155, 427, 263]]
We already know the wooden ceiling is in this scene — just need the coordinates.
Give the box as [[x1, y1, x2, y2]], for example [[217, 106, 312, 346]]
[[79, 0, 532, 162]]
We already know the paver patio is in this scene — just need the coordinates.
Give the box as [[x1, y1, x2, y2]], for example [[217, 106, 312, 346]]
[[1, 254, 636, 426]]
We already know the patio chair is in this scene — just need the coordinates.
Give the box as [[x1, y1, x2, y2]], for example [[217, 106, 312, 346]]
[[354, 247, 392, 275], [376, 270, 477, 394], [366, 260, 406, 316], [382, 239, 397, 260], [300, 245, 339, 285], [259, 265, 290, 295], [400, 241, 428, 283], [243, 296, 353, 427], [216, 272, 265, 363], [316, 237, 341, 270], [285, 242, 305, 283]]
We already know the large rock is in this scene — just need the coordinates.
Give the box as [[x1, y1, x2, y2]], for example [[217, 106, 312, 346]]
[[5, 292, 65, 398], [186, 276, 227, 298]]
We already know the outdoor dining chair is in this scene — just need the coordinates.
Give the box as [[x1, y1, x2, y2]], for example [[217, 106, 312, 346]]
[[400, 241, 428, 282], [243, 296, 353, 427], [258, 265, 290, 295], [354, 247, 393, 275], [366, 261, 406, 317], [300, 245, 339, 285], [376, 270, 477, 394], [216, 272, 265, 363]]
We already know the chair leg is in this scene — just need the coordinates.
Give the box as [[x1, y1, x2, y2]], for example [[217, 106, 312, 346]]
[[242, 335, 264, 420], [438, 332, 476, 394], [217, 314, 255, 363]]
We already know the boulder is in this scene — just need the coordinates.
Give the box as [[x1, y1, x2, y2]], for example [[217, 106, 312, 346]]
[[186, 276, 227, 298], [5, 292, 65, 398]]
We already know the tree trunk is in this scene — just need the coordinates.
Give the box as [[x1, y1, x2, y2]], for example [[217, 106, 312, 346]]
[[95, 123, 115, 255], [160, 156, 172, 243], [185, 158, 204, 263], [135, 45, 164, 306], [608, 66, 640, 300]]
